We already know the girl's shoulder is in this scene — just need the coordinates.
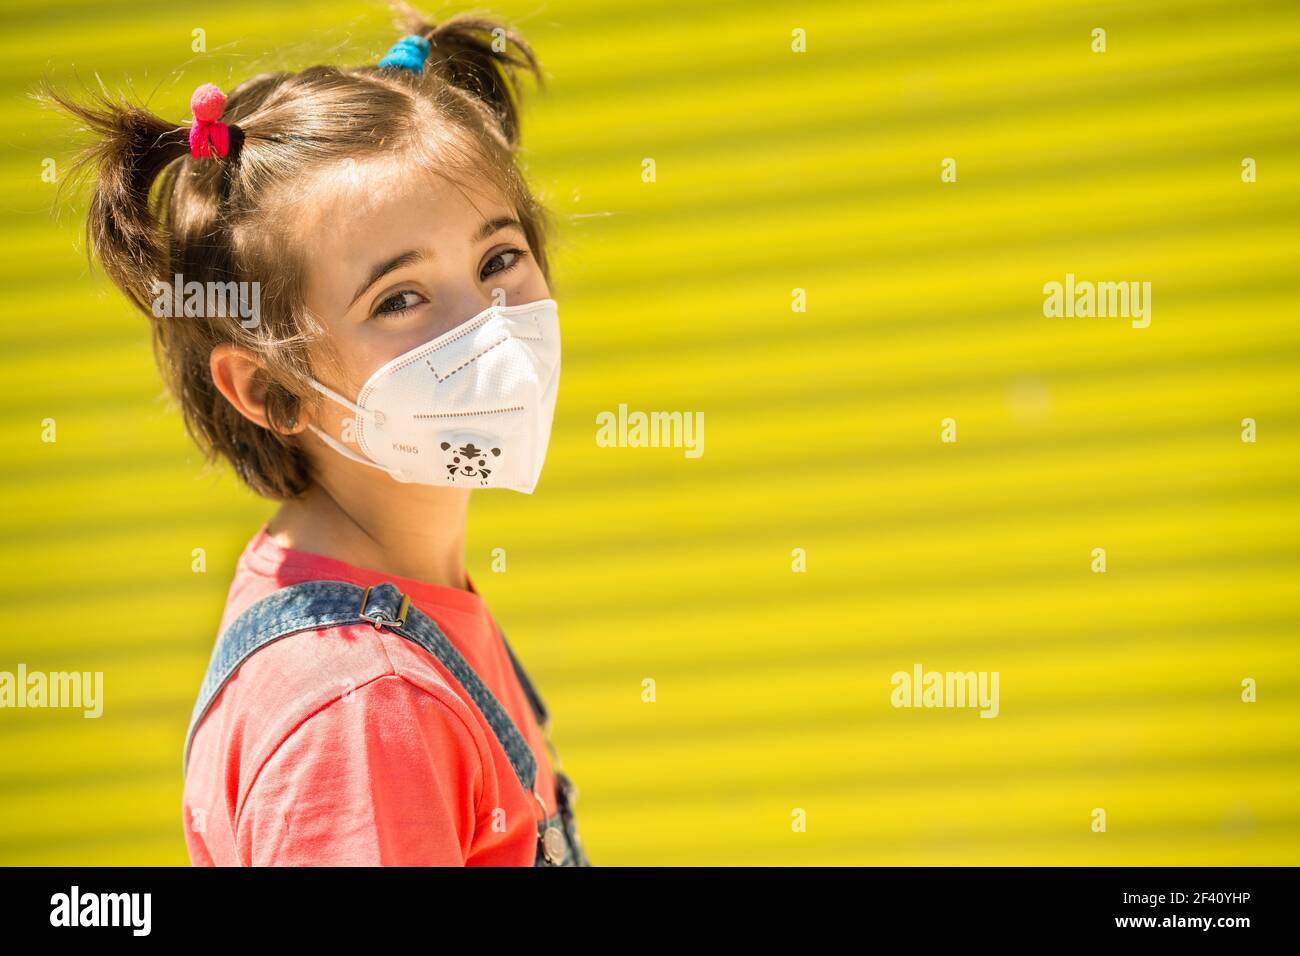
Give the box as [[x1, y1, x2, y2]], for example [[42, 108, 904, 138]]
[[191, 521, 504, 764], [207, 525, 480, 727], [198, 522, 492, 750]]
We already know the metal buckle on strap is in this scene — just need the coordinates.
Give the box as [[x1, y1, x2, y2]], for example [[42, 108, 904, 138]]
[[358, 585, 410, 630], [532, 787, 567, 864]]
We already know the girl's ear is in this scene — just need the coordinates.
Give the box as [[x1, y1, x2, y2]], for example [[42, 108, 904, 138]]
[[210, 344, 307, 435]]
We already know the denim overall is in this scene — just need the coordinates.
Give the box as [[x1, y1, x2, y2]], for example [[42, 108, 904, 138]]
[[182, 579, 591, 867]]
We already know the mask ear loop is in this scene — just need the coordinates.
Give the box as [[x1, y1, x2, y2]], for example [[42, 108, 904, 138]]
[[302, 378, 403, 478]]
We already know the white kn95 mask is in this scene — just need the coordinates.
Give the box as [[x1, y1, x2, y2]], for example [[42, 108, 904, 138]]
[[305, 297, 560, 494]]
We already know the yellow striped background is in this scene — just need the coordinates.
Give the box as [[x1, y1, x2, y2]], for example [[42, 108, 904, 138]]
[[0, 0, 1297, 864]]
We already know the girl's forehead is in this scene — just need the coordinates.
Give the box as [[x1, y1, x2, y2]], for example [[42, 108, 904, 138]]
[[290, 153, 502, 231], [280, 153, 515, 287]]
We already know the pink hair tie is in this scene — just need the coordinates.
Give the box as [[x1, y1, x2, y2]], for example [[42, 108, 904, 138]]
[[188, 83, 230, 159]]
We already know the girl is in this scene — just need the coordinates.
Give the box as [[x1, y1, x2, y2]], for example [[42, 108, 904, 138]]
[[47, 6, 589, 866]]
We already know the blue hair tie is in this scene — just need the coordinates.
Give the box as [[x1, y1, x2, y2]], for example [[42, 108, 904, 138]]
[[379, 34, 432, 72]]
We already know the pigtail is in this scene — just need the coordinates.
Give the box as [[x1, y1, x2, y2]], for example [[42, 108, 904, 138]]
[[392, 4, 543, 147], [41, 77, 314, 500], [39, 80, 190, 316]]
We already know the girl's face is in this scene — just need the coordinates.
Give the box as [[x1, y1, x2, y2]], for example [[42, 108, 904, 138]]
[[289, 152, 551, 465]]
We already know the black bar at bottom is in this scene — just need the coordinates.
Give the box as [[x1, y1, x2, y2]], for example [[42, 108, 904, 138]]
[[0, 865, 1284, 940]]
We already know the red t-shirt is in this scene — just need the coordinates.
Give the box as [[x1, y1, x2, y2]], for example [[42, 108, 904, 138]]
[[182, 524, 557, 866]]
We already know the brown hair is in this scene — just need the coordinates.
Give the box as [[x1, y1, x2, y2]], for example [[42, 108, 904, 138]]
[[41, 4, 552, 499]]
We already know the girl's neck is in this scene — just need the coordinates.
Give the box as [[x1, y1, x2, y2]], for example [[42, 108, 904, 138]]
[[265, 480, 473, 590]]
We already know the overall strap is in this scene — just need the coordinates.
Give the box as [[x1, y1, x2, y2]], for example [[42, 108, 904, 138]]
[[495, 626, 566, 776], [495, 627, 550, 730], [182, 580, 539, 801]]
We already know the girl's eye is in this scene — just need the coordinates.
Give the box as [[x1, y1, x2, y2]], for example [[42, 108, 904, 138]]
[[481, 247, 528, 281], [373, 290, 425, 317]]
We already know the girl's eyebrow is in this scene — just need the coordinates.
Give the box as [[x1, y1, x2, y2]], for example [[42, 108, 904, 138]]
[[474, 214, 522, 242], [350, 249, 427, 308]]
